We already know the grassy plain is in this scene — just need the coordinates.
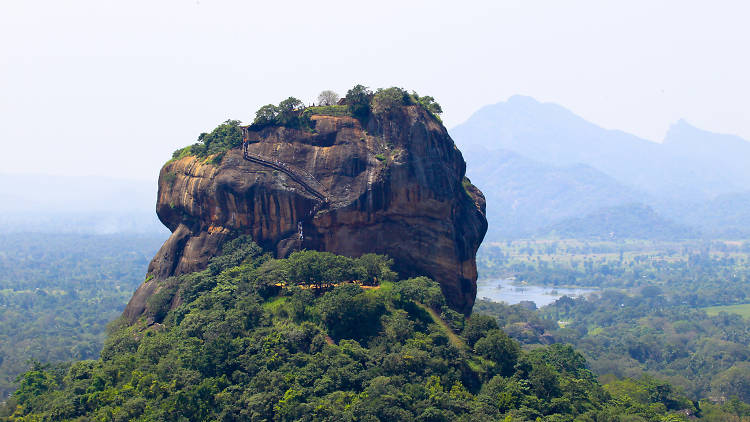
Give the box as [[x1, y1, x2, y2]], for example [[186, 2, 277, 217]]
[[477, 238, 750, 282], [703, 303, 750, 318]]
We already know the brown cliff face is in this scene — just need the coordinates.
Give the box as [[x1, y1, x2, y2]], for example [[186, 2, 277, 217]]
[[124, 105, 486, 321]]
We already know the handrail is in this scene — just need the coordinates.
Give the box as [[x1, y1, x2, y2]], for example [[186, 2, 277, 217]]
[[242, 141, 329, 204]]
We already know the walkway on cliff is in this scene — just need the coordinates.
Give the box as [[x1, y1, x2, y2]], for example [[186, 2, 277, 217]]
[[242, 141, 330, 205]]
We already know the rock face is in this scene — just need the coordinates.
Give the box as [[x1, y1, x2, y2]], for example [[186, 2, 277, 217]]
[[124, 105, 487, 321]]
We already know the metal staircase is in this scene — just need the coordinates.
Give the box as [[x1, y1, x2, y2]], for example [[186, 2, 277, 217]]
[[242, 142, 329, 203]]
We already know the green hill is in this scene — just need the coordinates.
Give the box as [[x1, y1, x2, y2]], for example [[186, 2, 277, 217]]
[[2, 237, 700, 421], [541, 203, 700, 240], [0, 233, 165, 401], [460, 148, 643, 239]]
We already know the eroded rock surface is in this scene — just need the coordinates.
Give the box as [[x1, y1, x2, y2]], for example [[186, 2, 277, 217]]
[[124, 105, 486, 321]]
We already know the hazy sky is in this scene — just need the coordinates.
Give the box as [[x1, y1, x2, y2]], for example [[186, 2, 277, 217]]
[[2, 0, 749, 181]]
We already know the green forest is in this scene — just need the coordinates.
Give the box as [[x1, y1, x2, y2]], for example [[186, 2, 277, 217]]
[[3, 236, 732, 421], [4, 232, 750, 420], [474, 239, 750, 418], [0, 234, 165, 401]]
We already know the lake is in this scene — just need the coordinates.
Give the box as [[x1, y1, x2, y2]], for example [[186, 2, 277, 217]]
[[476, 278, 597, 308]]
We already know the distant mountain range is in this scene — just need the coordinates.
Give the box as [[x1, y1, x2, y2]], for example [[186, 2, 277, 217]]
[[460, 148, 643, 238], [541, 203, 699, 240], [4, 97, 749, 241], [451, 96, 750, 240], [663, 191, 750, 238]]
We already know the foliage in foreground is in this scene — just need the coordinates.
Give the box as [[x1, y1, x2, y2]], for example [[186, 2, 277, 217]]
[[2, 237, 706, 421]]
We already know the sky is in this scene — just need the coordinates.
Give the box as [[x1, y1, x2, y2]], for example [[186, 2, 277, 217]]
[[1, 0, 749, 181]]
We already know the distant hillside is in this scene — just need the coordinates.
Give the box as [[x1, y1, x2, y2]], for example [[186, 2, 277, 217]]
[[662, 119, 750, 192], [541, 203, 700, 240], [660, 191, 750, 238], [451, 95, 750, 201], [461, 147, 643, 238], [451, 96, 750, 239]]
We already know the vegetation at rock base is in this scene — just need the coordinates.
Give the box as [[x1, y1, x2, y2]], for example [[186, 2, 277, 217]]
[[1, 236, 716, 421], [8, 237, 748, 419], [0, 233, 164, 402]]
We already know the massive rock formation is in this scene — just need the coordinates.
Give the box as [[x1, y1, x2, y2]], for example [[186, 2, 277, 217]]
[[124, 105, 486, 321]]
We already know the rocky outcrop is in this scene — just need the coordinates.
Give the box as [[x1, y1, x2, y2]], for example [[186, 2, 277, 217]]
[[124, 105, 486, 321]]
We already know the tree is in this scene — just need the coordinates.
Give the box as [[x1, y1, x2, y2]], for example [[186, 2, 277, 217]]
[[199, 120, 243, 155], [463, 314, 499, 347], [344, 84, 372, 119], [316, 284, 385, 341], [277, 97, 304, 126], [711, 363, 750, 403], [412, 93, 443, 116], [317, 90, 340, 106], [287, 250, 330, 289], [528, 364, 561, 401], [253, 104, 279, 126], [322, 254, 359, 286], [355, 253, 397, 286], [278, 97, 304, 114], [371, 87, 407, 115], [474, 329, 520, 376], [253, 259, 290, 297], [285, 250, 359, 289], [12, 362, 57, 408], [392, 277, 446, 310], [640, 285, 663, 298]]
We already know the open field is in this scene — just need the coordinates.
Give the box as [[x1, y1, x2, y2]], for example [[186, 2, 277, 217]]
[[703, 303, 750, 318], [482, 239, 750, 264], [478, 238, 750, 281]]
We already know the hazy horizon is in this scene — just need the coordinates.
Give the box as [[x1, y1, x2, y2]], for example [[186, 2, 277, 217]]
[[2, 0, 749, 181], [3, 93, 748, 184]]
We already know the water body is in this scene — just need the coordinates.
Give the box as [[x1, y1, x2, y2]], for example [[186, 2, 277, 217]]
[[476, 279, 597, 308]]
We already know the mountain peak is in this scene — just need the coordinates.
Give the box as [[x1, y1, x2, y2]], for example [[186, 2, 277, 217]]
[[664, 118, 750, 151], [673, 118, 693, 128], [506, 94, 540, 104], [663, 118, 701, 143]]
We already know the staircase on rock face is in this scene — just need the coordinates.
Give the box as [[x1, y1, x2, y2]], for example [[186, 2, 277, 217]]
[[242, 142, 329, 203], [241, 133, 330, 244]]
